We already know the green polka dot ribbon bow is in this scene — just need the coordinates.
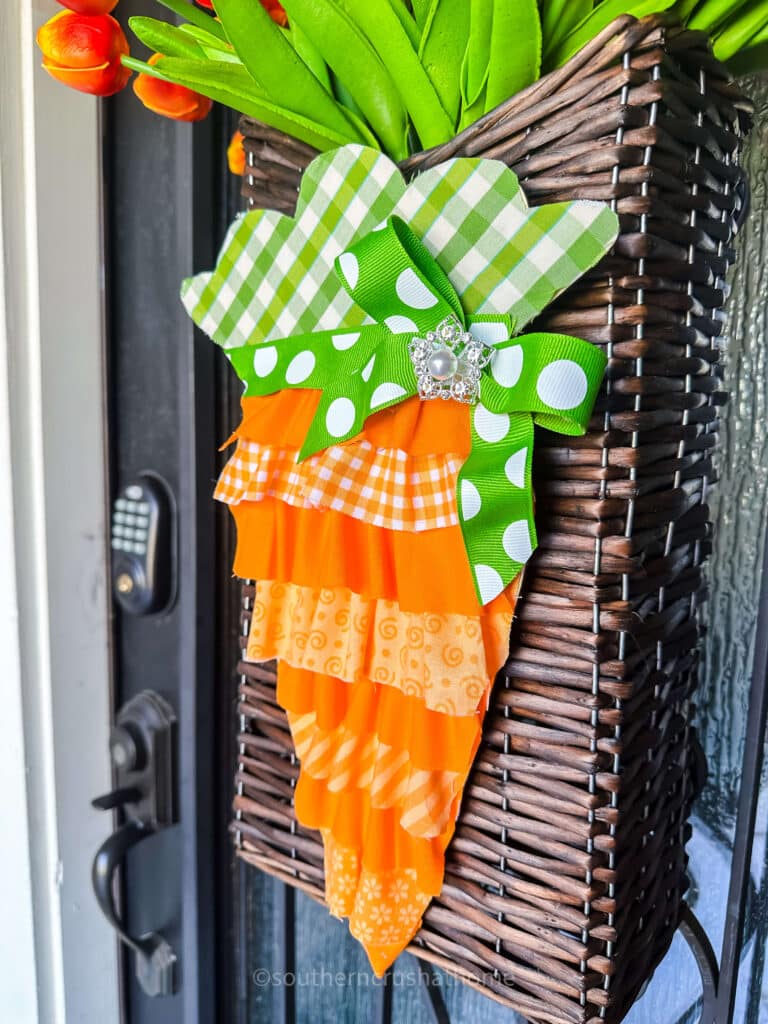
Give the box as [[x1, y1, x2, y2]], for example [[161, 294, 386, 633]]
[[224, 214, 607, 606]]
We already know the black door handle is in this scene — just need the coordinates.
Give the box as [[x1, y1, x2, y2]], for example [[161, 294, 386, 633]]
[[91, 691, 178, 997], [92, 821, 178, 997]]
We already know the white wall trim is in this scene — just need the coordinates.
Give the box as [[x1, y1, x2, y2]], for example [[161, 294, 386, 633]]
[[0, 2, 120, 1021], [0, 136, 41, 1024]]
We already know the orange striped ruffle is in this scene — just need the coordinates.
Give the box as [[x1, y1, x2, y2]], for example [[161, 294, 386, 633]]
[[249, 579, 512, 715], [215, 438, 462, 531], [289, 709, 461, 839], [290, 726, 458, 890], [276, 663, 485, 769], [279, 668, 485, 838], [232, 499, 516, 616]]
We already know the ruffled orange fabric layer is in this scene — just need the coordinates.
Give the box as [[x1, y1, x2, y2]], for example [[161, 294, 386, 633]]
[[249, 580, 512, 715], [215, 438, 462, 530], [224, 391, 517, 974]]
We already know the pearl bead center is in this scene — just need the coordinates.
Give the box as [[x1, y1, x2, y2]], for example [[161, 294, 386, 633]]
[[427, 348, 458, 381]]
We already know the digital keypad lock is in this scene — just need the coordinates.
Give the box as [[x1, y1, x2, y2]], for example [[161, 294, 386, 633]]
[[110, 475, 174, 615]]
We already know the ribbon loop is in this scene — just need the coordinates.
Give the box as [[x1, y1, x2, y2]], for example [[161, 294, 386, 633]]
[[336, 216, 464, 332]]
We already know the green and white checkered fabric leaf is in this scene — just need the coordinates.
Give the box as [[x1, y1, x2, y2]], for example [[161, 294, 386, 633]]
[[181, 145, 618, 349]]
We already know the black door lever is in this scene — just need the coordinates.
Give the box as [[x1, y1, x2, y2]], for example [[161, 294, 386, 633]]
[[91, 691, 178, 997], [92, 821, 177, 996]]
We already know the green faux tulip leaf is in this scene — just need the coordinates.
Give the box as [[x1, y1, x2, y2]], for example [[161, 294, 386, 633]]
[[290, 22, 332, 91], [411, 0, 432, 30], [419, 0, 471, 128], [176, 22, 240, 61], [334, 0, 454, 148], [214, 0, 362, 141], [280, 0, 410, 160], [156, 57, 362, 150], [152, 0, 227, 41], [712, 1, 768, 61], [689, 0, 752, 33], [540, 0, 592, 60], [485, 0, 541, 112], [129, 17, 206, 60], [387, 0, 421, 50]]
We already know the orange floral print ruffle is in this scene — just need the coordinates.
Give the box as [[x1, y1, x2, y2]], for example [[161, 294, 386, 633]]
[[225, 391, 516, 975], [323, 835, 433, 977]]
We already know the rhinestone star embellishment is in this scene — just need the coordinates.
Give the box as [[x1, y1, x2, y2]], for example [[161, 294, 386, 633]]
[[408, 315, 494, 404]]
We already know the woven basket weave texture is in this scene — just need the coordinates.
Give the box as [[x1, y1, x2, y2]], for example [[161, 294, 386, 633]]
[[230, 15, 751, 1024]]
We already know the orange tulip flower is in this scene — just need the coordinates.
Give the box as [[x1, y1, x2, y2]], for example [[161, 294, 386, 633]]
[[37, 10, 130, 97], [56, 0, 119, 14], [227, 130, 246, 176], [133, 55, 213, 122]]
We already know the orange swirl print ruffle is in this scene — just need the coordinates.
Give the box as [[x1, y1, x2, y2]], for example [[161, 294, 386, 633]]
[[248, 580, 512, 716], [225, 390, 517, 974]]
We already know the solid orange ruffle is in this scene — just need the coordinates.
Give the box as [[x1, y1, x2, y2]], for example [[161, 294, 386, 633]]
[[249, 579, 512, 716], [232, 498, 518, 616], [232, 391, 472, 457]]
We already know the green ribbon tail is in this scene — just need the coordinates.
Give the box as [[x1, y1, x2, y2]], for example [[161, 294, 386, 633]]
[[460, 332, 607, 606], [457, 416, 536, 606]]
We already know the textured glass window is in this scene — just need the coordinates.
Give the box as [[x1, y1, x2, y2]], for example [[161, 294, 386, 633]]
[[623, 73, 768, 1024]]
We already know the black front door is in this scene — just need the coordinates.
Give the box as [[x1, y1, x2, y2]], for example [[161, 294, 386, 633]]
[[99, 9, 768, 1022], [102, 6, 241, 1014]]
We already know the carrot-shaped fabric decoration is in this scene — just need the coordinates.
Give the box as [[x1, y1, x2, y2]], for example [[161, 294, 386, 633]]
[[182, 145, 618, 974]]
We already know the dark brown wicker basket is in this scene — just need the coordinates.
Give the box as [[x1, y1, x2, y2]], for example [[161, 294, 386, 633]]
[[229, 14, 752, 1024]]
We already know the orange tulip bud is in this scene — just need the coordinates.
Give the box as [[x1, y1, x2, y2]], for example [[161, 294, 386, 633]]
[[261, 0, 288, 26], [194, 0, 287, 25], [227, 130, 246, 176], [56, 0, 119, 14], [133, 55, 213, 123], [37, 10, 130, 97]]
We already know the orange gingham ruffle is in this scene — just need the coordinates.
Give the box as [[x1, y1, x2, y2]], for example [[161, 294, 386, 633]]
[[214, 438, 462, 531]]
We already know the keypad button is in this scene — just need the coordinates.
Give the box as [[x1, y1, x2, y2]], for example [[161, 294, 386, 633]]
[[125, 485, 143, 501]]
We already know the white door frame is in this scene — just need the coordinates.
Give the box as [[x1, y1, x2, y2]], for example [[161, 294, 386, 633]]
[[0, 2, 120, 1021]]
